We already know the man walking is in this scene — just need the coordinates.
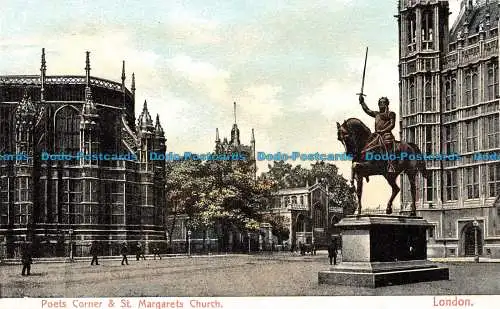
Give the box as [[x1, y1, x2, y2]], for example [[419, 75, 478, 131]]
[[21, 243, 33, 276], [136, 243, 146, 261], [90, 241, 99, 266], [328, 239, 338, 265], [120, 243, 129, 265]]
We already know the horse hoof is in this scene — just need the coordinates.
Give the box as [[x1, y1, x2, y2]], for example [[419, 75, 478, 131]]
[[386, 208, 392, 215]]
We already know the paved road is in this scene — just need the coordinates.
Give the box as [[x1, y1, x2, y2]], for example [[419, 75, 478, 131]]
[[1, 253, 499, 297]]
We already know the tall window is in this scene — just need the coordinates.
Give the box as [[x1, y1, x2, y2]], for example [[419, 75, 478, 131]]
[[424, 78, 432, 111], [487, 62, 499, 100], [465, 167, 479, 199], [472, 73, 479, 104], [484, 114, 499, 149], [291, 196, 297, 204], [407, 13, 417, 52], [407, 127, 416, 143], [444, 81, 451, 111], [425, 126, 433, 154], [409, 79, 416, 114], [451, 78, 457, 109], [465, 73, 472, 106], [464, 68, 479, 106], [425, 172, 434, 202], [464, 120, 478, 152], [55, 107, 80, 161], [314, 205, 324, 229], [488, 165, 500, 198], [445, 170, 458, 201], [444, 124, 458, 154], [422, 10, 434, 50]]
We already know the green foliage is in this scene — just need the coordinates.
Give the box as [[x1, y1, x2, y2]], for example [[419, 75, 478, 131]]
[[166, 157, 272, 234]]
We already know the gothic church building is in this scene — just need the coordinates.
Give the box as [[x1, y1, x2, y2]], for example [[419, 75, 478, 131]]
[[0, 50, 167, 258]]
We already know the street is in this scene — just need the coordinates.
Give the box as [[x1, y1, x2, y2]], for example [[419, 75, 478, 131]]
[[1, 252, 499, 297]]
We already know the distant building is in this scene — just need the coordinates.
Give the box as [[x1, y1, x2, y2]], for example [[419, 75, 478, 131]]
[[0, 49, 167, 258], [263, 180, 344, 249], [397, 0, 500, 257]]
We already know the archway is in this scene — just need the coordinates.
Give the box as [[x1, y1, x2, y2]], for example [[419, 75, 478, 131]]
[[461, 222, 483, 257]]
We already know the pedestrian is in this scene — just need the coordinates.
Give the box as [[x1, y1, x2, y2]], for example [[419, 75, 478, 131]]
[[90, 241, 99, 266], [121, 243, 129, 265], [153, 246, 161, 260], [21, 243, 33, 276], [328, 239, 338, 265], [136, 243, 146, 260]]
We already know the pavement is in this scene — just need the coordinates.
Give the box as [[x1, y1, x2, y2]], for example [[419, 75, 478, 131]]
[[1, 251, 499, 297]]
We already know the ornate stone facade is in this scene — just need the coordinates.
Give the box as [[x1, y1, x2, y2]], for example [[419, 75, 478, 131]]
[[0, 49, 167, 258], [397, 0, 500, 257]]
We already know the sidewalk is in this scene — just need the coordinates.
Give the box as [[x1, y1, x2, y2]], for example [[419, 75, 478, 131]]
[[0, 252, 250, 265], [429, 257, 500, 263]]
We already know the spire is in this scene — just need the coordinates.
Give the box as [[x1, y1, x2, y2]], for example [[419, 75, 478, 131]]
[[40, 48, 46, 101], [230, 101, 240, 146], [138, 100, 154, 130], [131, 72, 136, 94], [82, 86, 97, 115], [215, 128, 220, 142], [155, 114, 164, 136], [85, 51, 91, 86], [40, 48, 46, 76], [121, 60, 126, 87], [251, 128, 255, 143], [233, 101, 237, 124], [16, 88, 36, 120]]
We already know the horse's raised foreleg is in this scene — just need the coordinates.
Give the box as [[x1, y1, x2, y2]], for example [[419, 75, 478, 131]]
[[385, 174, 400, 215], [408, 172, 417, 217], [356, 176, 363, 215]]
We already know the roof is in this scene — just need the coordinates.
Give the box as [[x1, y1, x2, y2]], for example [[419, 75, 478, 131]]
[[450, 1, 499, 42]]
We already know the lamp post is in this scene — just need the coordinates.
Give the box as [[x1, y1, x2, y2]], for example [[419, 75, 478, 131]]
[[473, 219, 479, 263], [187, 230, 192, 256], [68, 229, 74, 262], [247, 232, 251, 254], [165, 231, 169, 254]]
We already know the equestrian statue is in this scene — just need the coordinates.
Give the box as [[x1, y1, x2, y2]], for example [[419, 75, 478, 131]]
[[336, 47, 426, 217]]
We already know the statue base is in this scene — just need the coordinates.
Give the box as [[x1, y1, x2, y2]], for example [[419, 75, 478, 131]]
[[318, 215, 449, 288]]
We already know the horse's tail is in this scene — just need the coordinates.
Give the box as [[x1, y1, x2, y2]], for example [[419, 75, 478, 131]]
[[407, 142, 427, 179]]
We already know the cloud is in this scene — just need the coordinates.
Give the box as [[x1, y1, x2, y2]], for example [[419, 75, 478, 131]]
[[167, 55, 230, 103]]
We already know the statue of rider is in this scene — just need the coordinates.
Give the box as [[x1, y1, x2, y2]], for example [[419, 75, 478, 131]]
[[358, 94, 396, 173]]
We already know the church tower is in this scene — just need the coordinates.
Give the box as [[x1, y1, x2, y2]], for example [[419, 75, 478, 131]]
[[398, 0, 450, 210]]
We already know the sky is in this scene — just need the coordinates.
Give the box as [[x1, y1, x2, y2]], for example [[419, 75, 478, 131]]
[[0, 0, 462, 208]]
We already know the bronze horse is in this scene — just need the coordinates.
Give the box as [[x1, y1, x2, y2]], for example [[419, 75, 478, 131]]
[[336, 118, 427, 217]]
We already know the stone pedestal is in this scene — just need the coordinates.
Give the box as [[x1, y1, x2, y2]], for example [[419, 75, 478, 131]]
[[318, 215, 449, 288]]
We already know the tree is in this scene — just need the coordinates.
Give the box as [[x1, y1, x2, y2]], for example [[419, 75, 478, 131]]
[[165, 159, 208, 248]]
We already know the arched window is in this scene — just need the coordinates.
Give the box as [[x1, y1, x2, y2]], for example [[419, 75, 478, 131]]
[[55, 106, 80, 164], [291, 196, 297, 204], [284, 196, 290, 207], [299, 196, 304, 205]]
